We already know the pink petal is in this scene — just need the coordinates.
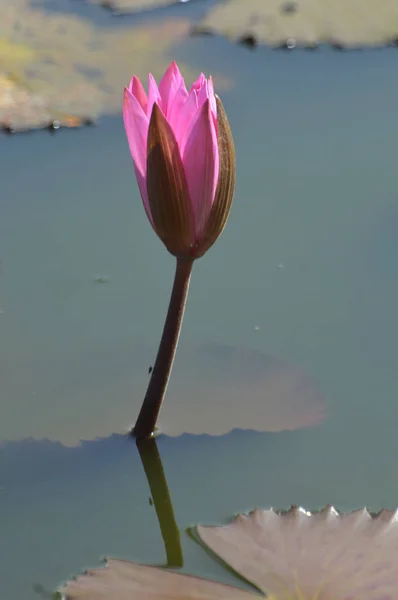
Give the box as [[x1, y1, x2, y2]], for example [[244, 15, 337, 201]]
[[158, 63, 176, 112], [123, 88, 152, 222], [175, 88, 199, 156], [167, 79, 189, 141], [171, 61, 185, 90], [129, 76, 148, 114], [174, 72, 216, 149], [159, 61, 188, 118], [190, 73, 206, 94], [208, 76, 217, 119], [182, 99, 219, 239], [147, 74, 162, 119], [197, 78, 209, 108], [123, 88, 148, 176]]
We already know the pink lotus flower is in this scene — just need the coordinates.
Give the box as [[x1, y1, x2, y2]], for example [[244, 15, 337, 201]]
[[123, 62, 235, 439], [123, 61, 235, 258]]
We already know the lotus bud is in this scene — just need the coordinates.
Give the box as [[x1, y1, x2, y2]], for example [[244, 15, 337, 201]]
[[122, 62, 236, 439], [123, 61, 235, 258]]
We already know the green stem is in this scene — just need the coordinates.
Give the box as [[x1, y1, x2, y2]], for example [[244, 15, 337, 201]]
[[133, 256, 193, 440], [136, 437, 183, 567]]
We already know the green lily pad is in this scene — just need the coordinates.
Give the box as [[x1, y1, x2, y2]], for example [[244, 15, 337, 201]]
[[61, 505, 398, 599]]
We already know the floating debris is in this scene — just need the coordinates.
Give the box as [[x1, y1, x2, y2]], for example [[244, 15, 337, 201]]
[[281, 1, 298, 14], [238, 34, 257, 49]]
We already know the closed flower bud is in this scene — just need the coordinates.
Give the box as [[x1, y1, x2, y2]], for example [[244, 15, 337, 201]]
[[123, 61, 235, 259]]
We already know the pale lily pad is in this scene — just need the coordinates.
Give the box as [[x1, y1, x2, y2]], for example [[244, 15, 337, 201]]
[[63, 559, 254, 599], [159, 344, 326, 436], [62, 505, 398, 599], [196, 0, 398, 48], [0, 0, 218, 131], [197, 506, 398, 599], [85, 0, 188, 14], [0, 342, 325, 445]]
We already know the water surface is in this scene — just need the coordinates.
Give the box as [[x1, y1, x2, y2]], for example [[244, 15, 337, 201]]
[[1, 16, 398, 600]]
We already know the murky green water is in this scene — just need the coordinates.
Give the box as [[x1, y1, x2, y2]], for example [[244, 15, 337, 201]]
[[1, 4, 398, 598]]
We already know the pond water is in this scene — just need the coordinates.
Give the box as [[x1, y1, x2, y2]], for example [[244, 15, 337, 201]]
[[1, 4, 398, 598]]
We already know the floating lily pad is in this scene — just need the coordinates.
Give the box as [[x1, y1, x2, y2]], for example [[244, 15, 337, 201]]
[[0, 73, 87, 132], [196, 0, 398, 48], [63, 559, 255, 599], [0, 0, 207, 131], [62, 505, 398, 599], [159, 343, 326, 436], [0, 342, 325, 445], [83, 0, 188, 14]]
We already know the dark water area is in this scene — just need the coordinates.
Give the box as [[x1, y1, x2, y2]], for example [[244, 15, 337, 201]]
[[1, 12, 398, 599]]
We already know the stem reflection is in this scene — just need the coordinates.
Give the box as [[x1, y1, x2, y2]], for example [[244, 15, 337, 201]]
[[136, 437, 183, 568]]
